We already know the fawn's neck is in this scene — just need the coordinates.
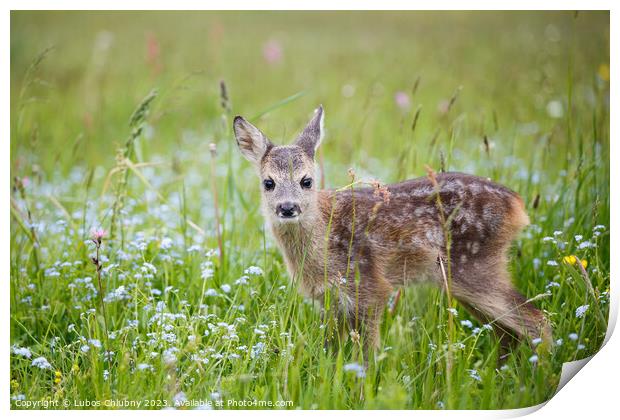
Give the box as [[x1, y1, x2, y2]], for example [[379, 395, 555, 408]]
[[270, 191, 333, 294]]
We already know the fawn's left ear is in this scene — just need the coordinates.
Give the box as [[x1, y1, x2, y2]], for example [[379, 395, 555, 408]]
[[295, 105, 324, 159]]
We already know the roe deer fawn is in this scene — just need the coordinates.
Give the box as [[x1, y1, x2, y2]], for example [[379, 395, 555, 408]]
[[233, 106, 552, 356]]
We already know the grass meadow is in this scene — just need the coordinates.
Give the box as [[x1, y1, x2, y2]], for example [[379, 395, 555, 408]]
[[10, 11, 610, 409]]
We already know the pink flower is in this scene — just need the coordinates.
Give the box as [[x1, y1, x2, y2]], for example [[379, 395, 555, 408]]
[[146, 32, 162, 75], [91, 228, 107, 244], [437, 99, 450, 115], [262, 39, 283, 65], [394, 91, 411, 111]]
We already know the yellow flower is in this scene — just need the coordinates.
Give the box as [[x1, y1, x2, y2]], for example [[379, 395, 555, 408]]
[[563, 255, 577, 265], [598, 64, 610, 81], [563, 255, 588, 269], [71, 364, 80, 373], [10, 379, 19, 390]]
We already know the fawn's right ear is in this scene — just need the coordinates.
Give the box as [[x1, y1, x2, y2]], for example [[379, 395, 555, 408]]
[[233, 116, 272, 165]]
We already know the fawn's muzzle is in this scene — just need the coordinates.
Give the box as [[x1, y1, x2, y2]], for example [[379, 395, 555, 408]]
[[276, 202, 301, 218]]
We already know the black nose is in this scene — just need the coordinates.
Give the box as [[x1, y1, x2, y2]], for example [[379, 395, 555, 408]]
[[276, 202, 300, 218]]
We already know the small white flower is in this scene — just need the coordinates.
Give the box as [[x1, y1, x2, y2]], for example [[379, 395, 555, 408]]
[[547, 260, 558, 266], [137, 363, 152, 371], [80, 345, 90, 353], [546, 100, 563, 118], [532, 338, 543, 346], [205, 289, 218, 297], [574, 235, 583, 242], [11, 346, 32, 359], [163, 347, 178, 364], [234, 276, 249, 285], [447, 308, 458, 316], [467, 369, 481, 381], [220, 284, 231, 294], [31, 356, 52, 370], [575, 305, 589, 318], [173, 391, 187, 406], [251, 342, 266, 359], [460, 320, 473, 329], [553, 230, 563, 237], [200, 261, 214, 280], [542, 236, 556, 243], [556, 338, 564, 346], [529, 355, 539, 364], [568, 333, 579, 341], [244, 266, 263, 276], [160, 237, 173, 250], [577, 344, 586, 350], [344, 362, 366, 378], [104, 285, 130, 303], [143, 262, 157, 274]]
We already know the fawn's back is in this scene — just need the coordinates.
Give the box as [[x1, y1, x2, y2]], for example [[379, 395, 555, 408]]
[[319, 172, 529, 289]]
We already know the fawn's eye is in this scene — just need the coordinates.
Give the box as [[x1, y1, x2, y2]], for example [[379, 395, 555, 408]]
[[300, 177, 313, 189], [263, 178, 275, 191]]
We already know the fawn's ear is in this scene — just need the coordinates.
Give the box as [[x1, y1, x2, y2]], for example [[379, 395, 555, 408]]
[[295, 105, 324, 159], [233, 116, 273, 165]]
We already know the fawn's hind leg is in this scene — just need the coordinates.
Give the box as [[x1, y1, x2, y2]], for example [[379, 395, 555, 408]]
[[457, 300, 520, 360], [450, 266, 552, 347]]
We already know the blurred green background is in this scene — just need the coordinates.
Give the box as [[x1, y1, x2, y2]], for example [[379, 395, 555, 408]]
[[10, 11, 609, 182]]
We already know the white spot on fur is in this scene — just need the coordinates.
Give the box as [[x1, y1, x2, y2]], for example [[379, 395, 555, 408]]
[[425, 229, 443, 246]]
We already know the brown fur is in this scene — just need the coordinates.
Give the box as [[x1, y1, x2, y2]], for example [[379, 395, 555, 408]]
[[233, 107, 552, 355]]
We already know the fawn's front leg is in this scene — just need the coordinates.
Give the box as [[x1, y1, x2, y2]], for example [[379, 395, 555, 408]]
[[358, 304, 384, 356], [347, 289, 391, 360]]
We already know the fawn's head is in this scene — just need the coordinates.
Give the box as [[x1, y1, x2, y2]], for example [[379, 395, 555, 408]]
[[233, 106, 324, 224]]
